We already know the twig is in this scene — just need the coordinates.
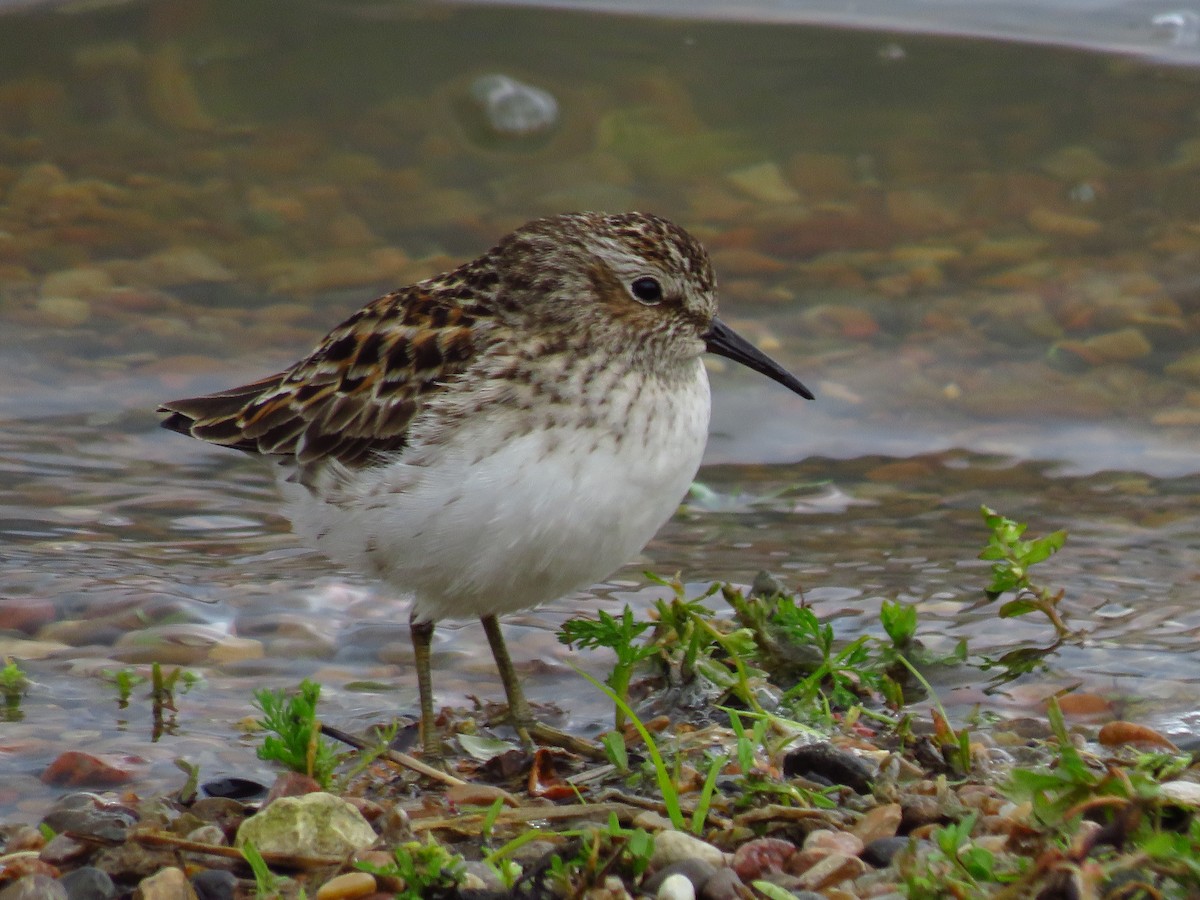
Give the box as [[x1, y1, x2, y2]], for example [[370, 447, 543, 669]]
[[320, 722, 467, 788]]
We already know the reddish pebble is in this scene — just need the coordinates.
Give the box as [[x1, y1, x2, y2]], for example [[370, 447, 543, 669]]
[[40, 751, 142, 788], [731, 837, 797, 880], [264, 770, 322, 803], [1097, 721, 1178, 752], [802, 828, 864, 856]]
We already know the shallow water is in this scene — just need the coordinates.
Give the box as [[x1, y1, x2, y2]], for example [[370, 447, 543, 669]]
[[1, 0, 1198, 821]]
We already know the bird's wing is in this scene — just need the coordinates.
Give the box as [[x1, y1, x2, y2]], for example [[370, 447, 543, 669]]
[[159, 283, 484, 467]]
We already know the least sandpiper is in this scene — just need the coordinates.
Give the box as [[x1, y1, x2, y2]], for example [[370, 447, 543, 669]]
[[160, 212, 812, 756]]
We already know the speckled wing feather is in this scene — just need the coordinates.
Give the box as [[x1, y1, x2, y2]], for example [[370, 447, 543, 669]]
[[159, 272, 491, 468]]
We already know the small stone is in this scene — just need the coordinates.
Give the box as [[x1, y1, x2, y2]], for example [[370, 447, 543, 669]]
[[727, 161, 801, 204], [5, 826, 44, 852], [235, 792, 378, 858], [0, 875, 68, 900], [698, 867, 744, 900], [794, 853, 865, 891], [649, 830, 726, 871], [41, 267, 113, 299], [1165, 352, 1200, 383], [133, 866, 197, 899], [655, 873, 696, 900], [900, 795, 944, 831], [265, 771, 323, 804], [885, 189, 959, 232], [783, 743, 874, 793], [189, 869, 236, 900], [1097, 721, 1178, 751], [643, 859, 718, 896], [184, 824, 227, 846], [1159, 780, 1200, 808], [41, 752, 143, 788], [59, 866, 117, 900], [468, 74, 558, 138], [1078, 328, 1152, 363], [1027, 207, 1102, 237], [802, 829, 863, 856], [853, 803, 902, 844], [731, 837, 796, 880], [862, 836, 913, 868], [315, 871, 377, 899], [35, 296, 91, 327], [1039, 145, 1113, 181], [42, 793, 138, 842], [126, 247, 233, 286], [39, 834, 90, 867], [205, 635, 265, 664]]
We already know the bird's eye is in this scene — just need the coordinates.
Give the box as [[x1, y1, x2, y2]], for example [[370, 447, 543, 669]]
[[629, 276, 663, 304]]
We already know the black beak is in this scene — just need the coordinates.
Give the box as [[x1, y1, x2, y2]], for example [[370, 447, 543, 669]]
[[704, 317, 813, 400]]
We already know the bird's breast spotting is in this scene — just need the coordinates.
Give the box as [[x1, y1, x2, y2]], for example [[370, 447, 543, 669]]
[[279, 359, 712, 622]]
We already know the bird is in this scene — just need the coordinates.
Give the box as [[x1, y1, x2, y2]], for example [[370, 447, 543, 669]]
[[159, 211, 812, 757]]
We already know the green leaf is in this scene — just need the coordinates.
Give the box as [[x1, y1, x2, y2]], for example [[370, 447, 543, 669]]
[[1021, 530, 1066, 565], [998, 598, 1039, 618]]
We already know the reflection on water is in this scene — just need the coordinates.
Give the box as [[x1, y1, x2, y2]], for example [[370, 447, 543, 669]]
[[0, 0, 1198, 821]]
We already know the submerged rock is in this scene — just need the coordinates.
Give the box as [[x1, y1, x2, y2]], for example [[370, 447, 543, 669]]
[[468, 74, 558, 138]]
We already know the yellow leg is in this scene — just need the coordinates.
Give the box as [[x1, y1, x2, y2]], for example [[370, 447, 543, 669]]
[[409, 613, 439, 757], [479, 614, 605, 760], [480, 613, 534, 747]]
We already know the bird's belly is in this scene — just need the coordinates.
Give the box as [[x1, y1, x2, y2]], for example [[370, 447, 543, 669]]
[[283, 371, 711, 622]]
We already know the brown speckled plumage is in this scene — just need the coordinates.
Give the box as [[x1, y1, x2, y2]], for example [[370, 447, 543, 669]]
[[158, 211, 810, 758]]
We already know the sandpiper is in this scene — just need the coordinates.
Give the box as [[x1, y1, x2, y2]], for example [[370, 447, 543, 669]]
[[160, 211, 812, 756]]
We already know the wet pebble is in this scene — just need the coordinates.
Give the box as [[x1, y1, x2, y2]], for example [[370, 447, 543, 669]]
[[694, 867, 743, 900], [861, 836, 913, 868], [852, 802, 902, 844], [649, 830, 726, 870], [900, 795, 944, 832], [41, 752, 144, 789], [234, 792, 378, 857], [42, 794, 137, 841], [1027, 207, 1102, 237], [468, 74, 558, 138], [0, 874, 68, 900], [655, 873, 695, 900], [1159, 780, 1200, 808], [314, 871, 377, 899], [782, 743, 874, 793], [39, 833, 90, 867], [726, 161, 801, 204], [730, 837, 796, 880], [794, 852, 866, 891], [643, 858, 718, 895], [133, 866, 196, 899], [58, 866, 117, 900], [189, 869, 235, 900]]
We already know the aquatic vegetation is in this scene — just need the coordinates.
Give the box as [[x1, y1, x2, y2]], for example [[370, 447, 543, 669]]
[[979, 505, 1073, 638]]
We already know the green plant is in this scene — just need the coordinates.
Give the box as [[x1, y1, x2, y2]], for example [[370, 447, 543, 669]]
[[105, 666, 145, 707], [241, 838, 283, 898], [575, 667, 687, 831], [149, 662, 199, 740], [538, 814, 655, 896], [1, 657, 28, 720], [979, 506, 1072, 638], [253, 679, 342, 788], [357, 836, 466, 898], [774, 600, 879, 716], [900, 812, 1024, 898], [559, 605, 657, 728]]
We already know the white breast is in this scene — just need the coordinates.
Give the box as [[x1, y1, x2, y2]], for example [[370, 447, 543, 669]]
[[280, 360, 711, 623]]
